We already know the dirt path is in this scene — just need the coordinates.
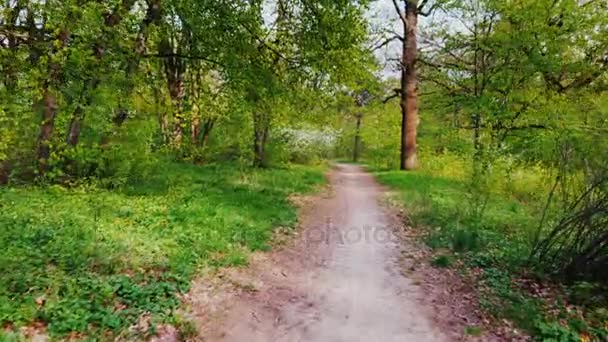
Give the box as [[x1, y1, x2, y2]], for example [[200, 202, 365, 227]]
[[195, 164, 449, 341]]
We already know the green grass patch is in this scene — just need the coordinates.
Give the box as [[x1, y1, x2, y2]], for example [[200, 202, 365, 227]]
[[0, 161, 325, 338], [464, 326, 483, 336], [431, 254, 453, 268]]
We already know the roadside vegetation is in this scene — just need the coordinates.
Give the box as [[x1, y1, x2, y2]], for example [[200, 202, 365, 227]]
[[374, 155, 607, 341], [0, 161, 325, 339]]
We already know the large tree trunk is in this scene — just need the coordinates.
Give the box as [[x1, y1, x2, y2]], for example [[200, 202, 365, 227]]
[[399, 0, 419, 170]]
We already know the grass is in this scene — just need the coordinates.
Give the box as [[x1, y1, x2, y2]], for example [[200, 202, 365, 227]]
[[373, 154, 607, 341], [431, 254, 453, 268], [0, 161, 325, 339]]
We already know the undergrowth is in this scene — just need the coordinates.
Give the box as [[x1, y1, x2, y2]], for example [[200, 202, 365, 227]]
[[0, 161, 325, 339], [373, 154, 608, 342]]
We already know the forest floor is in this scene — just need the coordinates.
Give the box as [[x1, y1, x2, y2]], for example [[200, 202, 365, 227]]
[[172, 164, 523, 341]]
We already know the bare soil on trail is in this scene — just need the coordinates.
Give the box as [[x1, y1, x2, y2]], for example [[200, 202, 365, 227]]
[[178, 164, 518, 342]]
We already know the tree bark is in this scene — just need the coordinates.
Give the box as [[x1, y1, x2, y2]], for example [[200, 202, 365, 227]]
[[353, 112, 362, 162], [37, 86, 59, 175], [191, 115, 201, 145], [66, 106, 84, 146], [161, 37, 186, 148], [399, 0, 419, 170], [0, 162, 9, 185], [253, 111, 270, 168], [199, 120, 215, 148], [36, 28, 69, 176]]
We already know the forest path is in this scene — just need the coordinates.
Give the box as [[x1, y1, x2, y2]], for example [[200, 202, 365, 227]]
[[197, 164, 449, 341]]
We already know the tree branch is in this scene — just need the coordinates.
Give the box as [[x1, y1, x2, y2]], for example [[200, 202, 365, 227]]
[[417, 0, 430, 12], [419, 3, 440, 17], [391, 0, 407, 25], [382, 88, 402, 103], [371, 35, 403, 51]]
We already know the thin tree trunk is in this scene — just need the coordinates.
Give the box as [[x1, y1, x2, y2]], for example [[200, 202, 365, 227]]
[[36, 28, 69, 176], [66, 106, 84, 146], [158, 112, 170, 144], [0, 162, 9, 185], [199, 120, 215, 148], [253, 111, 269, 168], [191, 115, 201, 145], [37, 86, 59, 175], [353, 112, 362, 162]]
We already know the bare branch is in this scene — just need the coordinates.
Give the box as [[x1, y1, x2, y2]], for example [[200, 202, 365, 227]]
[[382, 88, 402, 103], [391, 0, 407, 25], [371, 35, 403, 51], [419, 3, 440, 17], [417, 0, 430, 12]]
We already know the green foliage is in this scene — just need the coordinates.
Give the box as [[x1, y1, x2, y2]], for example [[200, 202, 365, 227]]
[[0, 161, 325, 338], [0, 0, 374, 183], [464, 326, 482, 337], [451, 229, 479, 253], [431, 255, 453, 268]]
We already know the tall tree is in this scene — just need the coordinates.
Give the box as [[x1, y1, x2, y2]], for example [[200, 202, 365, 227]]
[[390, 0, 437, 170]]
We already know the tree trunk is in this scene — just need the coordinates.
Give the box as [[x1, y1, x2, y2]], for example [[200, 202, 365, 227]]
[[164, 58, 185, 148], [253, 112, 270, 168], [159, 26, 187, 149], [399, 0, 419, 171], [37, 86, 59, 175], [199, 120, 215, 148], [191, 116, 201, 145], [171, 99, 185, 148], [190, 119, 215, 147], [353, 112, 362, 162], [158, 111, 170, 144], [36, 29, 69, 176], [66, 106, 84, 146], [0, 162, 10, 185], [67, 81, 97, 146]]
